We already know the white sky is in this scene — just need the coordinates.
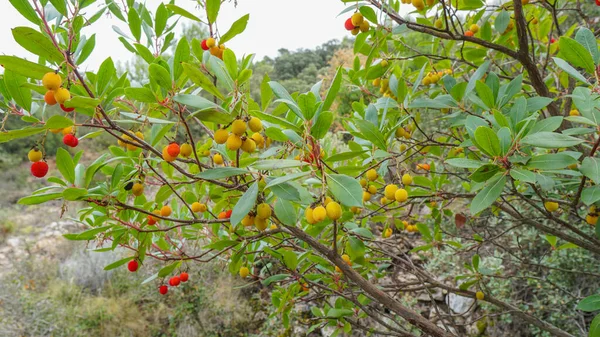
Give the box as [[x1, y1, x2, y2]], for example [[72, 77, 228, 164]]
[[0, 0, 351, 70]]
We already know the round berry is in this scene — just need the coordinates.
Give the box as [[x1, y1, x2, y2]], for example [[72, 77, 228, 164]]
[[31, 161, 49, 178], [167, 143, 180, 157], [201, 39, 209, 50], [159, 285, 168, 295], [63, 134, 79, 147], [60, 103, 75, 112], [180, 272, 189, 282], [127, 260, 139, 272], [28, 148, 43, 162], [42, 72, 61, 91], [169, 276, 181, 286], [44, 91, 57, 105]]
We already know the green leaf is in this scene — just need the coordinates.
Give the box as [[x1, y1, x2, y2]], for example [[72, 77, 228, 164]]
[[581, 157, 600, 184], [521, 132, 584, 148], [576, 28, 600, 65], [582, 186, 600, 206], [219, 14, 250, 44], [354, 120, 386, 150], [349, 227, 373, 239], [311, 111, 333, 139], [474, 126, 501, 157], [327, 174, 363, 207], [269, 81, 304, 120], [205, 240, 240, 251], [327, 308, 354, 318], [265, 172, 310, 189], [0, 127, 44, 143], [466, 61, 490, 94], [578, 295, 600, 312], [0, 56, 53, 79], [322, 67, 342, 111], [127, 8, 142, 41], [509, 168, 537, 184], [262, 274, 289, 286], [45, 115, 74, 129], [56, 148, 75, 184], [446, 158, 484, 169], [275, 199, 297, 226], [181, 63, 224, 100], [4, 70, 31, 111], [173, 94, 233, 124], [206, 0, 221, 23], [8, 0, 40, 25], [18, 192, 62, 205], [559, 37, 595, 74], [589, 314, 600, 337], [63, 96, 102, 109], [104, 256, 134, 271], [326, 150, 368, 162], [230, 182, 258, 226], [124, 87, 156, 103], [158, 261, 182, 277], [96, 57, 116, 95], [270, 183, 301, 202], [553, 57, 589, 84], [475, 81, 494, 109], [149, 63, 172, 89], [494, 10, 510, 34], [12, 27, 64, 63], [197, 167, 249, 180], [527, 153, 577, 170], [63, 226, 111, 241], [155, 3, 168, 36], [63, 187, 87, 201], [252, 160, 306, 170], [77, 34, 96, 64], [173, 37, 190, 80], [165, 4, 202, 22], [470, 175, 506, 214]]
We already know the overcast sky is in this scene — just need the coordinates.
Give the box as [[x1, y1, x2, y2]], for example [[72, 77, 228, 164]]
[[0, 0, 351, 70]]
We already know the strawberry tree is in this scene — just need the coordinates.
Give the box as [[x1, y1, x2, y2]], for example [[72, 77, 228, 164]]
[[2, 0, 600, 336]]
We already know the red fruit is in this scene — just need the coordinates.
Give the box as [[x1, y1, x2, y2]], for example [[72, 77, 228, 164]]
[[596, 0, 600, 6], [169, 276, 181, 286], [147, 215, 157, 225], [344, 18, 355, 31], [31, 161, 49, 178], [218, 211, 227, 219], [128, 260, 139, 272], [465, 31, 474, 37], [167, 143, 180, 157], [201, 39, 209, 50], [225, 209, 232, 218], [550, 37, 556, 44], [63, 134, 79, 147], [180, 272, 189, 282], [159, 285, 168, 295], [60, 103, 75, 112]]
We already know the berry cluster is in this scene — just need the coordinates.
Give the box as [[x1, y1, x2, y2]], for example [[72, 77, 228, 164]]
[[464, 24, 479, 37], [42, 72, 73, 113], [304, 197, 342, 225], [240, 202, 275, 230], [344, 12, 370, 36], [200, 37, 227, 59], [422, 69, 452, 86], [160, 142, 193, 161], [213, 117, 268, 163]]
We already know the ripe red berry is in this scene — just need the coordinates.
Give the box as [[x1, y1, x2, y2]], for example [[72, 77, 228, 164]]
[[63, 134, 79, 147], [128, 260, 139, 272], [169, 276, 181, 286], [31, 161, 49, 178], [596, 0, 600, 6], [550, 37, 556, 44], [180, 272, 189, 282], [159, 285, 168, 295], [147, 214, 157, 225], [344, 18, 355, 31], [201, 39, 209, 50], [225, 209, 232, 218], [60, 103, 75, 112], [167, 143, 180, 157]]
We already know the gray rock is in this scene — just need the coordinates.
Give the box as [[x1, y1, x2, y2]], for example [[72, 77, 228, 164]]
[[446, 292, 475, 314]]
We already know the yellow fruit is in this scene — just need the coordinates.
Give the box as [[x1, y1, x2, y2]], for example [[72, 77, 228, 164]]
[[380, 59, 388, 67], [362, 191, 371, 202], [412, 0, 425, 10], [395, 189, 408, 202], [532, 18, 538, 25], [373, 78, 381, 86], [351, 206, 361, 214], [62, 126, 74, 135], [569, 109, 580, 116], [384, 184, 398, 200], [50, 128, 62, 134], [544, 201, 559, 212], [251, 133, 265, 148], [395, 127, 406, 138], [360, 178, 367, 187], [351, 28, 360, 35], [382, 228, 392, 238], [366, 169, 378, 181], [248, 117, 262, 132], [359, 20, 370, 32], [241, 138, 256, 153], [469, 24, 480, 33], [256, 203, 272, 219], [54, 87, 70, 104], [326, 201, 342, 220], [226, 134, 242, 150], [231, 119, 247, 136], [341, 254, 352, 265], [434, 19, 443, 29], [323, 196, 333, 206], [426, 0, 434, 5], [162, 147, 176, 162], [213, 153, 224, 165], [42, 72, 61, 90], [380, 197, 388, 204], [402, 173, 413, 185], [270, 224, 278, 230], [305, 207, 316, 224], [28, 149, 43, 162], [476, 291, 484, 300], [522, 0, 529, 4], [368, 185, 377, 195], [160, 205, 172, 217], [312, 206, 327, 222], [351, 12, 364, 26], [586, 215, 599, 226], [180, 143, 193, 157], [214, 129, 229, 144], [241, 215, 255, 227], [191, 202, 203, 213], [254, 216, 268, 231], [206, 37, 216, 48], [239, 267, 250, 278], [132, 183, 144, 196]]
